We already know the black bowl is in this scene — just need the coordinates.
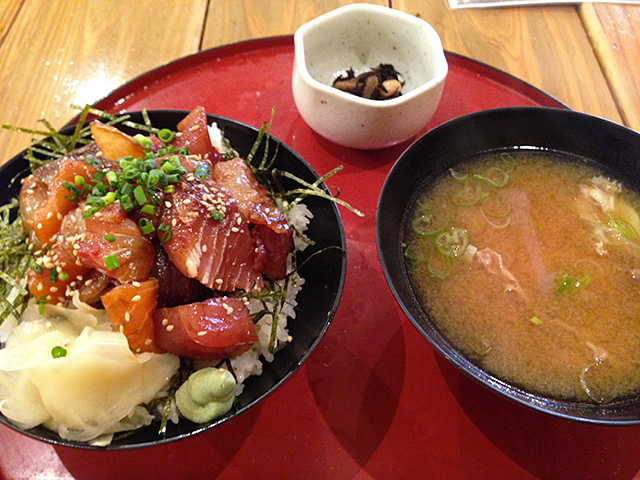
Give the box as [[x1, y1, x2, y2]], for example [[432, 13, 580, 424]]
[[377, 106, 640, 425], [0, 110, 346, 448]]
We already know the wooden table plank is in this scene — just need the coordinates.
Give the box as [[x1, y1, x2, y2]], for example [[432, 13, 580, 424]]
[[0, 0, 207, 167], [202, 0, 388, 49], [394, 0, 622, 125], [580, 3, 640, 132], [0, 0, 24, 47]]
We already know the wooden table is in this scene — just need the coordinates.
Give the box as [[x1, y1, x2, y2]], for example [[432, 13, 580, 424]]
[[0, 1, 639, 479]]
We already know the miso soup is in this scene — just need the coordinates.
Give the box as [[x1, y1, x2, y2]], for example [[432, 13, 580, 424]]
[[405, 151, 640, 403]]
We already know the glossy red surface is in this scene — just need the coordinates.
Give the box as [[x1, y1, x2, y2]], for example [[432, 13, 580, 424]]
[[3, 36, 640, 480]]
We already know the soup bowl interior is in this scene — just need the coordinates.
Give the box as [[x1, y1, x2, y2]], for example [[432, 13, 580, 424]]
[[0, 110, 346, 448], [377, 106, 640, 424]]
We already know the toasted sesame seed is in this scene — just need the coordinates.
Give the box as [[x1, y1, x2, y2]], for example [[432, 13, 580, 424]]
[[132, 281, 141, 287], [85, 279, 94, 286], [119, 325, 124, 333], [226, 307, 234, 315], [202, 245, 207, 253], [162, 318, 169, 326], [166, 325, 174, 332], [50, 286, 58, 293], [36, 223, 43, 229], [131, 295, 141, 302], [57, 212, 63, 220], [37, 282, 43, 291], [165, 201, 172, 208], [144, 339, 152, 345], [125, 312, 131, 322], [197, 331, 207, 336], [45, 211, 53, 219], [215, 278, 223, 285], [231, 227, 239, 233]]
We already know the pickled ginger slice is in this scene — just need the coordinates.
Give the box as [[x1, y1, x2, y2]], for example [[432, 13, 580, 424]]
[[0, 304, 179, 443]]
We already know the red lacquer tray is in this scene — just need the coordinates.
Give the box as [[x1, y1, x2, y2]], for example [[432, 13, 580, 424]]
[[3, 36, 640, 480]]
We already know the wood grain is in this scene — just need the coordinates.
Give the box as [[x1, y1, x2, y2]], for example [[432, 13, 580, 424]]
[[580, 3, 640, 132], [202, 0, 388, 49], [394, 0, 622, 124], [0, 0, 24, 48], [0, 0, 207, 167]]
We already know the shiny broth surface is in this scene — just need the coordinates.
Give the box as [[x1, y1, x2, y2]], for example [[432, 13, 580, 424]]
[[405, 152, 640, 403]]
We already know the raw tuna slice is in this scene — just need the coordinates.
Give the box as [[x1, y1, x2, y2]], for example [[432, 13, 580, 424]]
[[159, 176, 264, 292], [213, 157, 289, 233], [153, 296, 257, 359]]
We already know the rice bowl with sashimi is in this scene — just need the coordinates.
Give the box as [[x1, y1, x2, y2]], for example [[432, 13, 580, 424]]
[[0, 107, 348, 448]]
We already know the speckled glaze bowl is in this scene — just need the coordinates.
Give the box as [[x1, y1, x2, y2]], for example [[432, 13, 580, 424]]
[[292, 4, 448, 150]]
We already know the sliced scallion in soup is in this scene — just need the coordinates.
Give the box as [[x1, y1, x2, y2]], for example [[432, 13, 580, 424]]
[[405, 151, 640, 403]]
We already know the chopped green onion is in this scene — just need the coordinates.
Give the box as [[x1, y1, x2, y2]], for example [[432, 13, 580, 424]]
[[84, 154, 102, 169], [481, 194, 512, 219], [48, 268, 58, 284], [91, 170, 106, 184], [74, 175, 86, 186], [141, 204, 156, 215], [404, 244, 425, 262], [62, 181, 80, 202], [605, 213, 639, 240], [449, 228, 469, 257], [133, 185, 147, 205], [163, 185, 175, 194], [449, 168, 468, 181], [472, 167, 510, 188], [106, 171, 118, 185], [104, 234, 116, 243], [29, 261, 43, 274], [37, 295, 47, 316], [554, 272, 591, 294], [51, 346, 68, 358], [139, 218, 156, 235], [412, 213, 446, 237], [105, 254, 120, 270], [157, 128, 175, 143], [158, 223, 172, 244], [530, 316, 543, 325], [452, 180, 488, 207], [120, 195, 134, 211], [210, 209, 224, 222], [194, 164, 210, 181], [427, 242, 453, 280], [134, 134, 153, 150], [102, 191, 116, 205], [58, 270, 69, 281]]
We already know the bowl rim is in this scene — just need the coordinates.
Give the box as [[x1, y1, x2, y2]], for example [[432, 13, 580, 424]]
[[293, 3, 449, 108], [377, 106, 640, 425], [0, 109, 348, 448]]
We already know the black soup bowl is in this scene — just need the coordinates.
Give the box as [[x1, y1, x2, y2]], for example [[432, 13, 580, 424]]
[[377, 106, 640, 425], [0, 110, 346, 448]]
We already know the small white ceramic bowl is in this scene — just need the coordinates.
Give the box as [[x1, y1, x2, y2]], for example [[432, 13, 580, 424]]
[[292, 3, 448, 150]]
